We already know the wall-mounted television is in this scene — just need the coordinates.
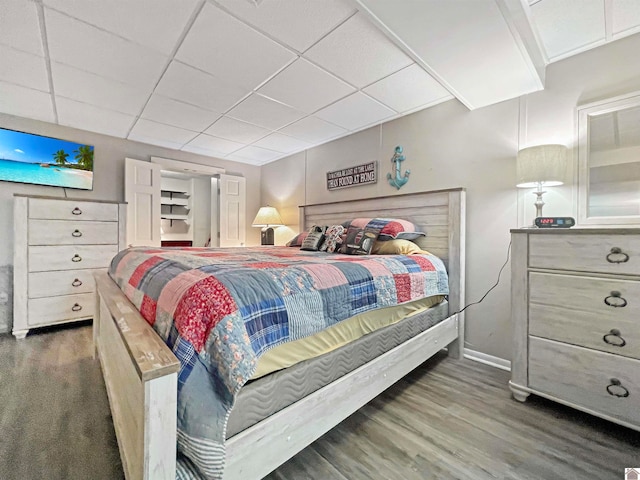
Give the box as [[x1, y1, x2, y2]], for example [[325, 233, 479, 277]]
[[0, 127, 94, 190]]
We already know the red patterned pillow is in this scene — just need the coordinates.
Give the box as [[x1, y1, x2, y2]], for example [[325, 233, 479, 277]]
[[286, 231, 308, 247]]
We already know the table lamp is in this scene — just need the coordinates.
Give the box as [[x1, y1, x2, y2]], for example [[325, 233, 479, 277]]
[[252, 206, 283, 245], [516, 144, 569, 218]]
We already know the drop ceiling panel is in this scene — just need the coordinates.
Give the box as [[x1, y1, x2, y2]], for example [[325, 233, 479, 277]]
[[45, 8, 168, 91], [357, 0, 543, 109], [205, 117, 271, 144], [315, 92, 395, 131], [252, 132, 310, 153], [305, 12, 412, 88], [258, 58, 355, 114], [0, 45, 49, 92], [185, 133, 244, 155], [142, 95, 220, 132], [129, 119, 197, 147], [175, 3, 296, 90], [0, 0, 44, 56], [227, 94, 305, 130], [230, 145, 282, 164], [56, 97, 135, 138], [43, 0, 200, 55], [155, 61, 249, 114], [51, 62, 147, 116], [611, 0, 640, 36], [0, 81, 54, 123], [279, 116, 348, 143], [364, 64, 453, 113], [214, 0, 356, 52], [531, 0, 605, 60]]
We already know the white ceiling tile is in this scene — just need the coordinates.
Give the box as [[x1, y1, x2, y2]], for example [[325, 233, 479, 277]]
[[315, 92, 395, 131], [227, 94, 305, 130], [0, 81, 54, 123], [185, 134, 244, 155], [43, 0, 200, 55], [531, 0, 605, 60], [52, 62, 147, 116], [611, 0, 640, 36], [176, 3, 296, 90], [279, 116, 348, 143], [155, 61, 250, 114], [0, 45, 49, 92], [258, 58, 355, 114], [0, 0, 44, 56], [129, 119, 197, 147], [252, 132, 310, 153], [304, 12, 412, 88], [45, 8, 168, 90], [56, 97, 135, 138], [214, 0, 356, 52], [180, 144, 226, 159], [230, 145, 282, 164], [204, 117, 270, 144], [142, 95, 220, 132], [363, 64, 453, 113]]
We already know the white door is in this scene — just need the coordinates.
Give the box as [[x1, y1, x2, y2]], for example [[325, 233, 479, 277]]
[[125, 157, 161, 247], [219, 174, 246, 247]]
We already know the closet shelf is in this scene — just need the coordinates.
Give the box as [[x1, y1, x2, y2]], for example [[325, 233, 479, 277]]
[[161, 214, 189, 221]]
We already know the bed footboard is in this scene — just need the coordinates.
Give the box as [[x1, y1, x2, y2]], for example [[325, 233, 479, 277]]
[[94, 272, 180, 480]]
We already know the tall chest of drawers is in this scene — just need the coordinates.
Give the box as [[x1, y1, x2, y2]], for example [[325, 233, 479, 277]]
[[510, 228, 640, 431], [13, 195, 126, 338]]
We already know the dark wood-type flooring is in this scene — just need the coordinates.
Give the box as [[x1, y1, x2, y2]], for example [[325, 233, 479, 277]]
[[1, 323, 638, 480]]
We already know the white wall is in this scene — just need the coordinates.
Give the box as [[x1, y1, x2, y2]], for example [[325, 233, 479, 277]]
[[261, 32, 640, 362], [0, 113, 262, 333]]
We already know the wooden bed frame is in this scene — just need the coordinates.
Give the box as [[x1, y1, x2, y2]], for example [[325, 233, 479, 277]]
[[93, 187, 466, 480]]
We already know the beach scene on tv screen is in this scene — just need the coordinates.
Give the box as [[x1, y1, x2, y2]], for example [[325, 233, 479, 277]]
[[0, 128, 94, 190]]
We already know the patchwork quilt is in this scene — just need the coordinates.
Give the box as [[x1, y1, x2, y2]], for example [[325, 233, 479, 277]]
[[108, 246, 449, 479]]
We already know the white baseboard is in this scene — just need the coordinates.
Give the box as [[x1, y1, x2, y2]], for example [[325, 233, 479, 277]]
[[463, 348, 511, 371]]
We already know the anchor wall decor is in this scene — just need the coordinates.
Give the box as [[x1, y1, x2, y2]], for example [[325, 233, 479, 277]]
[[387, 145, 410, 190]]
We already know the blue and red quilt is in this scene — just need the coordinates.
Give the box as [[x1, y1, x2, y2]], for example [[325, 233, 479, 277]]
[[109, 246, 449, 479]]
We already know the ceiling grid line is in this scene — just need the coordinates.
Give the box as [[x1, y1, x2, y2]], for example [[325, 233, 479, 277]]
[[34, 0, 57, 123]]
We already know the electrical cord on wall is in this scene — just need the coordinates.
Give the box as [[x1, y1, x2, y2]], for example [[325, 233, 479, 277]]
[[449, 238, 512, 316], [63, 188, 68, 198]]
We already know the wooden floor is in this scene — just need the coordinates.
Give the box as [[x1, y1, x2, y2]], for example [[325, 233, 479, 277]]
[[1, 324, 638, 480]]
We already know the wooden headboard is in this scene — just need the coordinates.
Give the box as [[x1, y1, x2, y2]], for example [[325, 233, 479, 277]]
[[299, 187, 466, 356]]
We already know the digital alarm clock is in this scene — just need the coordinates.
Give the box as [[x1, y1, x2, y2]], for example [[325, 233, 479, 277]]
[[534, 217, 575, 228]]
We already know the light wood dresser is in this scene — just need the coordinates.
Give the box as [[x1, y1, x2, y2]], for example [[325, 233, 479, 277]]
[[13, 195, 126, 338], [510, 228, 640, 432]]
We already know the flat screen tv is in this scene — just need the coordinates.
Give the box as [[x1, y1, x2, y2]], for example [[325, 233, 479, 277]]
[[0, 127, 94, 190]]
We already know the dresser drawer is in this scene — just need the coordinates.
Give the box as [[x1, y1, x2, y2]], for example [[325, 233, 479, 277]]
[[529, 272, 640, 359], [28, 220, 119, 246], [28, 293, 95, 326], [29, 269, 103, 298], [29, 198, 118, 222], [529, 233, 639, 275], [529, 337, 640, 426], [28, 245, 118, 272]]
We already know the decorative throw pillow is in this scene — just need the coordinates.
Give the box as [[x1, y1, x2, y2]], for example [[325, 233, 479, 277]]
[[286, 231, 308, 247], [340, 226, 377, 255], [300, 225, 326, 251], [377, 231, 426, 241], [319, 225, 345, 253], [371, 239, 430, 255]]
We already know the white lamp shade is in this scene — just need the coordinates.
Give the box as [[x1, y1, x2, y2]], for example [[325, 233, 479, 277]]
[[252, 206, 283, 227], [516, 144, 569, 188]]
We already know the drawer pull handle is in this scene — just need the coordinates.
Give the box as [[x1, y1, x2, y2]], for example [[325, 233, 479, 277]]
[[603, 329, 626, 347], [606, 247, 629, 264], [71, 303, 82, 312], [71, 229, 83, 237], [71, 254, 82, 263], [72, 207, 82, 215], [604, 291, 627, 308], [606, 378, 629, 398], [71, 278, 83, 287]]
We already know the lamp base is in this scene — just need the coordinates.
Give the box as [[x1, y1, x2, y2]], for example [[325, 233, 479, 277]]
[[261, 227, 274, 245], [533, 186, 546, 218]]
